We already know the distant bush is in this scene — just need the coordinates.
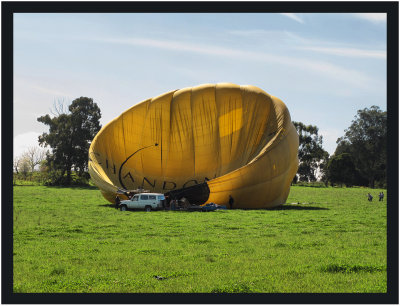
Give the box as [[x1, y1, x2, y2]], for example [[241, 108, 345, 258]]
[[292, 181, 386, 189], [43, 171, 91, 186], [293, 181, 327, 188], [13, 171, 91, 187], [375, 180, 387, 189], [13, 172, 44, 186]]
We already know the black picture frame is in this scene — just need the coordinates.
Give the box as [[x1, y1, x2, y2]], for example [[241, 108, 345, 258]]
[[3, 2, 398, 304]]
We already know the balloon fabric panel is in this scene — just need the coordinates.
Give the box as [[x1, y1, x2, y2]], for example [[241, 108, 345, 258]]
[[88, 83, 299, 208]]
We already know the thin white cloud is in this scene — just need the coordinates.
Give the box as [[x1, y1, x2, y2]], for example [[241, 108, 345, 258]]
[[91, 36, 375, 89], [269, 54, 373, 89], [297, 46, 386, 59], [228, 29, 295, 45], [228, 29, 385, 59], [229, 29, 284, 37], [352, 13, 386, 24], [99, 37, 240, 57], [280, 13, 304, 24]]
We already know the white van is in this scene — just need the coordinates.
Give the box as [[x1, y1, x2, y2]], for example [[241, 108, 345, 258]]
[[119, 193, 165, 212]]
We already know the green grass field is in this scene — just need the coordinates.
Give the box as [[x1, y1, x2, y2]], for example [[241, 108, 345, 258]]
[[13, 185, 387, 293]]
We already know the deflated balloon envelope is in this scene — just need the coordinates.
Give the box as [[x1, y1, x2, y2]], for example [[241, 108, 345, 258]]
[[88, 83, 299, 208]]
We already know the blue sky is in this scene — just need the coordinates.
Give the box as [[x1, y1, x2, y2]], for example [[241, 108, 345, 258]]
[[14, 12, 387, 157]]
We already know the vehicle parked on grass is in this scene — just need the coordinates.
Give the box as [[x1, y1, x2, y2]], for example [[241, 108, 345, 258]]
[[118, 193, 165, 211]]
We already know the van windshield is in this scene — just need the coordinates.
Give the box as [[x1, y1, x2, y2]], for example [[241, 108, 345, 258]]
[[132, 196, 139, 201]]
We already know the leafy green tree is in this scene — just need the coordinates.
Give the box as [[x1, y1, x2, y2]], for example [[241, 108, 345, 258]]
[[69, 97, 102, 176], [20, 157, 30, 179], [333, 138, 352, 156], [293, 121, 329, 182], [327, 153, 356, 187], [37, 97, 101, 184], [329, 139, 367, 187], [336, 106, 386, 188], [319, 151, 331, 186]]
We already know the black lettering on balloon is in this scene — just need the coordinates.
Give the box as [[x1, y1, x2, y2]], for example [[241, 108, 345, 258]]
[[105, 158, 116, 174], [118, 143, 158, 191], [183, 180, 198, 188], [142, 177, 156, 188], [123, 172, 135, 183], [163, 181, 177, 190]]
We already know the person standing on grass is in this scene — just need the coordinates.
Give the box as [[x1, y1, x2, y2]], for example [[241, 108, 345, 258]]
[[229, 195, 234, 209], [171, 198, 176, 210], [378, 192, 384, 201], [367, 193, 373, 202], [115, 195, 121, 208]]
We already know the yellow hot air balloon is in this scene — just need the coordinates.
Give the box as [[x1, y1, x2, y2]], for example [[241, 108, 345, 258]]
[[88, 83, 298, 208]]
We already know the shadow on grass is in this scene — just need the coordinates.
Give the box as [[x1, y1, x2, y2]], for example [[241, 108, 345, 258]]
[[98, 204, 117, 208], [98, 205, 329, 212]]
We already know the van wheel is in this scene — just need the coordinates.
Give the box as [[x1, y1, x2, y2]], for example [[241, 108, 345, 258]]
[[120, 205, 127, 211], [145, 206, 152, 212]]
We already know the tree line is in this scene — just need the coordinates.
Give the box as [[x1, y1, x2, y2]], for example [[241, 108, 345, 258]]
[[294, 105, 387, 188], [14, 97, 386, 189]]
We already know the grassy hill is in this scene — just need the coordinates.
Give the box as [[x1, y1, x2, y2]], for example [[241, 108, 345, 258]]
[[13, 185, 387, 293]]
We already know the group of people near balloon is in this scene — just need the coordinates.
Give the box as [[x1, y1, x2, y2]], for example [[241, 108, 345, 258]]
[[167, 196, 190, 210]]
